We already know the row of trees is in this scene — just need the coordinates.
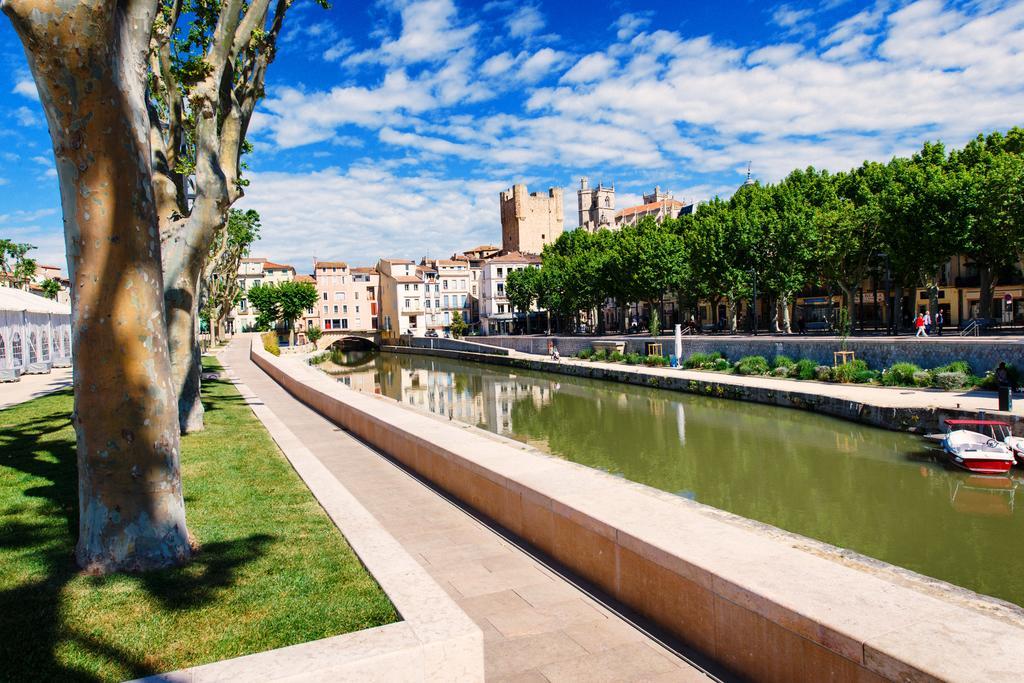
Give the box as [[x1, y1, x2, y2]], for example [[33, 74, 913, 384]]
[[5, 0, 314, 572], [507, 128, 1024, 335], [247, 280, 319, 346], [1, 239, 62, 299]]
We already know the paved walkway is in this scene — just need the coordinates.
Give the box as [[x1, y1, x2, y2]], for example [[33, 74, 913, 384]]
[[515, 352, 1024, 417], [221, 340, 713, 682], [0, 367, 72, 411]]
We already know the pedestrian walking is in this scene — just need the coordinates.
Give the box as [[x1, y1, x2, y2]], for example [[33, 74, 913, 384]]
[[923, 311, 932, 335], [935, 309, 944, 336], [914, 313, 926, 337]]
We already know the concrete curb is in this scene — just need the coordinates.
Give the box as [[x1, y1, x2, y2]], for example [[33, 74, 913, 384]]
[[129, 356, 484, 683], [253, 339, 1024, 683]]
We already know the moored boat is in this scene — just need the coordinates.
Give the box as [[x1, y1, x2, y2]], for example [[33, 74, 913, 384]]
[[940, 420, 1015, 474]]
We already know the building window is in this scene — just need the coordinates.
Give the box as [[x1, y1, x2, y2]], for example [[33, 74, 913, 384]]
[[11, 333, 22, 366], [343, 305, 348, 313], [355, 292, 360, 299], [404, 284, 409, 291], [306, 307, 314, 315], [443, 280, 448, 289], [435, 299, 440, 308], [324, 320, 332, 330], [405, 298, 411, 309], [497, 267, 503, 277], [322, 292, 327, 300], [443, 295, 449, 308], [498, 304, 505, 314], [323, 305, 328, 314], [239, 299, 247, 312], [355, 305, 360, 313], [41, 331, 50, 361], [425, 300, 431, 308], [341, 319, 349, 329], [497, 283, 504, 295], [333, 305, 339, 313]]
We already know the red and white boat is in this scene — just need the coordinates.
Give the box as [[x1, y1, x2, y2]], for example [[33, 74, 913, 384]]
[[938, 419, 1015, 474]]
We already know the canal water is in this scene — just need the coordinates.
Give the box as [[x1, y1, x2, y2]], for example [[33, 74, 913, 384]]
[[322, 349, 1024, 607]]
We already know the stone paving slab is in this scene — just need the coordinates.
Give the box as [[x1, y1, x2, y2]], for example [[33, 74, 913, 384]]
[[0, 366, 72, 410], [221, 339, 714, 682]]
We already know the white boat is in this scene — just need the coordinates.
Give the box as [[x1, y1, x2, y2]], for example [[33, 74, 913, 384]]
[[940, 420, 1015, 474]]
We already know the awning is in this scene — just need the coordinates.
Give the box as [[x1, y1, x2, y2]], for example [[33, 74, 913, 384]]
[[0, 287, 71, 315]]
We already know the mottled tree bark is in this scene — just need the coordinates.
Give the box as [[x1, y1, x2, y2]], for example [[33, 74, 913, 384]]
[[4, 0, 191, 572]]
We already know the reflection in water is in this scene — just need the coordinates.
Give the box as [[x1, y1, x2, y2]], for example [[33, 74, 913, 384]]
[[324, 350, 1024, 607]]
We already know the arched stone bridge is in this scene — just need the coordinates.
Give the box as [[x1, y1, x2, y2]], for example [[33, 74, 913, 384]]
[[317, 329, 381, 350]]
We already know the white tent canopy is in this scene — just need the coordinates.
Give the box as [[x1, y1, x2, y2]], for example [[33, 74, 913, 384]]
[[0, 287, 72, 378]]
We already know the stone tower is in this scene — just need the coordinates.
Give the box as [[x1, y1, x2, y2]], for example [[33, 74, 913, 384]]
[[577, 177, 615, 232], [499, 183, 564, 255]]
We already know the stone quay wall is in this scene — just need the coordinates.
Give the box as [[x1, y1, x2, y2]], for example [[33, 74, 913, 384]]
[[253, 341, 1024, 683], [481, 335, 1024, 374], [408, 336, 510, 356], [385, 346, 1023, 435]]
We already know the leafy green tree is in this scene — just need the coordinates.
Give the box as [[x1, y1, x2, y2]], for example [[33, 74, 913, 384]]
[[679, 198, 748, 332], [306, 325, 323, 344], [0, 239, 37, 289], [39, 278, 61, 300], [450, 311, 468, 338], [505, 266, 542, 333], [275, 281, 319, 347], [879, 141, 964, 330], [814, 164, 884, 330], [247, 282, 281, 332], [609, 218, 684, 330], [951, 128, 1024, 320], [203, 208, 261, 342]]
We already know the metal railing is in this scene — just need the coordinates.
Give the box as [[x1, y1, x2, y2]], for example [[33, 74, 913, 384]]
[[960, 320, 981, 337]]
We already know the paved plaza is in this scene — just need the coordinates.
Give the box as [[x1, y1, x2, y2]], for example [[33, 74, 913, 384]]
[[219, 340, 715, 682], [0, 367, 72, 411]]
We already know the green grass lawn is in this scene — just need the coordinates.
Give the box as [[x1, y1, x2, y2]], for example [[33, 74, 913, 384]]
[[0, 359, 397, 682]]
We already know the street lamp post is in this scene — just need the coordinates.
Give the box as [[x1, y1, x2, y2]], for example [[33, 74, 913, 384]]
[[751, 267, 758, 336]]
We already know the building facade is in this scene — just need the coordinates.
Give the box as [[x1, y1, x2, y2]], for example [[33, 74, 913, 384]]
[[420, 258, 473, 333], [577, 177, 616, 232], [310, 260, 378, 335], [615, 187, 697, 228], [499, 184, 564, 255], [480, 251, 543, 335], [377, 258, 424, 341]]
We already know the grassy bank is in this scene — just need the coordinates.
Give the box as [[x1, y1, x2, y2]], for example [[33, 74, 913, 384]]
[[0, 359, 397, 682]]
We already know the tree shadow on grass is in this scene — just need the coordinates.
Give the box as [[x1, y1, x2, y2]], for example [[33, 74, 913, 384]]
[[0, 390, 272, 681]]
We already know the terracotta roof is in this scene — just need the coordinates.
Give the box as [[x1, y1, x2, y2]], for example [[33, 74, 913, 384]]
[[615, 200, 686, 218], [487, 251, 542, 264], [316, 261, 348, 269], [351, 266, 378, 274], [467, 244, 500, 251], [263, 261, 294, 271], [294, 274, 316, 283], [394, 275, 423, 283], [241, 257, 266, 263], [380, 258, 414, 264], [435, 259, 467, 267]]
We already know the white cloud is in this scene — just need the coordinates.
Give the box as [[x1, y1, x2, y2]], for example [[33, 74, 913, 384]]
[[561, 53, 616, 83], [517, 48, 569, 83], [612, 13, 651, 41], [14, 106, 40, 127], [0, 178, 7, 186], [237, 165, 506, 267], [347, 0, 477, 65], [323, 40, 353, 62], [12, 79, 38, 101], [506, 5, 545, 39]]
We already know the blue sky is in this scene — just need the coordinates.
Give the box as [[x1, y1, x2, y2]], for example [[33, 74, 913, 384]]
[[2, 0, 1023, 273]]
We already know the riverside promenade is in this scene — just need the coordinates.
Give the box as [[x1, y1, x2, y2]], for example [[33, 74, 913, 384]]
[[219, 339, 712, 682]]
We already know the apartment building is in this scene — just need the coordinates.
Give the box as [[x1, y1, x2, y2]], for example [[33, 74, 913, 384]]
[[230, 257, 295, 332], [377, 258, 424, 342], [480, 251, 542, 335], [310, 260, 378, 334], [420, 258, 473, 332]]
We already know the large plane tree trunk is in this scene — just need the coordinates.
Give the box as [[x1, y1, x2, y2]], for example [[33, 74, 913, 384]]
[[5, 0, 191, 573]]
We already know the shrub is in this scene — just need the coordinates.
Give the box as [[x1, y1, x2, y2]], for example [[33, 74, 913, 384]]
[[773, 366, 790, 377], [576, 348, 594, 360], [644, 354, 669, 366], [624, 352, 644, 365], [814, 365, 832, 381], [261, 331, 280, 356], [308, 351, 330, 365], [735, 355, 770, 376], [591, 349, 608, 362], [933, 371, 971, 391], [853, 369, 879, 384], [713, 358, 731, 371], [913, 371, 932, 387], [881, 362, 923, 387], [793, 358, 817, 380], [306, 325, 323, 344], [831, 359, 868, 384], [684, 352, 723, 369], [609, 350, 625, 363], [935, 360, 973, 376], [771, 355, 795, 370]]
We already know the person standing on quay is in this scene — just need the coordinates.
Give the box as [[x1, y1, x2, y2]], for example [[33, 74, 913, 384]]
[[936, 309, 944, 336], [924, 310, 932, 335], [915, 313, 927, 337]]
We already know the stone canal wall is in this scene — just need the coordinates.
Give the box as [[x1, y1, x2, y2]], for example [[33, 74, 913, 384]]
[[252, 339, 1024, 683], [384, 346, 1024, 435], [481, 335, 1024, 374]]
